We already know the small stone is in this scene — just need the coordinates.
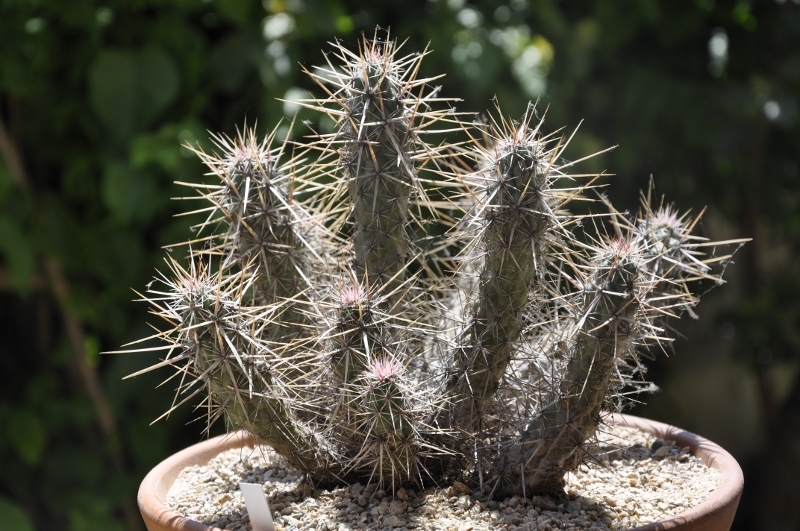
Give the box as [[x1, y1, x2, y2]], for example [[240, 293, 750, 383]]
[[216, 493, 231, 504], [452, 481, 471, 495], [396, 488, 410, 501], [654, 445, 671, 458], [529, 495, 557, 511], [389, 500, 406, 515], [651, 438, 667, 451], [383, 515, 402, 528]]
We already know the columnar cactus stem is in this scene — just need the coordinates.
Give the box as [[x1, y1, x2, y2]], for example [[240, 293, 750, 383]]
[[304, 35, 454, 485], [451, 111, 553, 430], [326, 283, 424, 483], [508, 242, 641, 495], [331, 285, 373, 384], [340, 40, 415, 299], [191, 128, 309, 342], [357, 357, 418, 483], [142, 259, 320, 471]]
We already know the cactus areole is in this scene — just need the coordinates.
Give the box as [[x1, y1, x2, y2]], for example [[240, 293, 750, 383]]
[[121, 31, 746, 498]]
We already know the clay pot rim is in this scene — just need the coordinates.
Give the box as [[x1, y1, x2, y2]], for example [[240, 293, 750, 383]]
[[602, 413, 743, 531], [138, 413, 743, 531]]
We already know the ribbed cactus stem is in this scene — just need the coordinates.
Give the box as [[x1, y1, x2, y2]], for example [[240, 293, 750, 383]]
[[361, 358, 417, 482], [512, 247, 640, 494], [234, 170, 302, 311], [331, 286, 373, 384], [200, 357, 315, 465], [203, 130, 308, 341], [453, 141, 548, 429], [327, 286, 419, 483], [342, 51, 413, 299], [328, 284, 376, 454], [176, 267, 318, 471], [366, 365, 411, 438]]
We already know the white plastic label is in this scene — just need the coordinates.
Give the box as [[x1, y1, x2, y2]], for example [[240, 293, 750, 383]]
[[239, 483, 275, 531]]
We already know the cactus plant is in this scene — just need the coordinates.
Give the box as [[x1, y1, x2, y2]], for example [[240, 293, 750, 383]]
[[122, 32, 745, 497]]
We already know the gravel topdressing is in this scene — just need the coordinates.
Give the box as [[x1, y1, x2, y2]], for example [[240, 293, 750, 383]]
[[165, 425, 721, 531]]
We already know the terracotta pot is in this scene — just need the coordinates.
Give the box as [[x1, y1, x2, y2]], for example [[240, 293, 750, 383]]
[[138, 414, 743, 531]]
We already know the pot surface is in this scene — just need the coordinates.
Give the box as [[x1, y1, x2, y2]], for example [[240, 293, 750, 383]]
[[137, 414, 743, 531]]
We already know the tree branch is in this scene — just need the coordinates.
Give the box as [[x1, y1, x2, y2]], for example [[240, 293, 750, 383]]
[[0, 111, 29, 189]]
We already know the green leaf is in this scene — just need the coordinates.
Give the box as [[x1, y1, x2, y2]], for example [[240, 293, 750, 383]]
[[209, 31, 262, 94], [0, 497, 34, 531], [101, 161, 157, 223], [89, 50, 138, 140], [216, 0, 257, 25], [130, 121, 203, 172], [0, 217, 36, 295], [89, 48, 180, 141], [335, 15, 353, 33], [5, 411, 46, 466], [137, 48, 180, 124], [733, 2, 757, 31]]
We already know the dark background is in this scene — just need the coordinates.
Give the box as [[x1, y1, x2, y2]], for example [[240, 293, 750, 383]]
[[1, 1, 798, 530]]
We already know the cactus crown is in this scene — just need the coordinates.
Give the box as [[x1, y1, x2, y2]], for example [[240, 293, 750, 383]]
[[122, 32, 745, 497]]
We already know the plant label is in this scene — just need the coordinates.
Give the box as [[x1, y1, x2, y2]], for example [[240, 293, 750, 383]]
[[239, 483, 275, 531]]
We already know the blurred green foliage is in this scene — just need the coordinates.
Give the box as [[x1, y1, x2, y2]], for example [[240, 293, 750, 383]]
[[0, 0, 798, 530]]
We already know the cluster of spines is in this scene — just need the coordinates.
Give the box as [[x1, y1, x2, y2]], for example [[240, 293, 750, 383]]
[[446, 105, 565, 438], [184, 128, 315, 342], [479, 191, 741, 497], [327, 283, 419, 484], [296, 32, 458, 485], [122, 258, 323, 472], [121, 32, 746, 498]]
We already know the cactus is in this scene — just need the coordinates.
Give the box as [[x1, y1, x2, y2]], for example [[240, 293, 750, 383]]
[[123, 32, 745, 497]]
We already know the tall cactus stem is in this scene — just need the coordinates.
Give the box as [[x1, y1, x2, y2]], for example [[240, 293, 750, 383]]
[[508, 243, 641, 495], [452, 110, 551, 430], [339, 39, 416, 301]]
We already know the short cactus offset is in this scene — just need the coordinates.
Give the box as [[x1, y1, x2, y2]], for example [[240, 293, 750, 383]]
[[123, 32, 745, 497]]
